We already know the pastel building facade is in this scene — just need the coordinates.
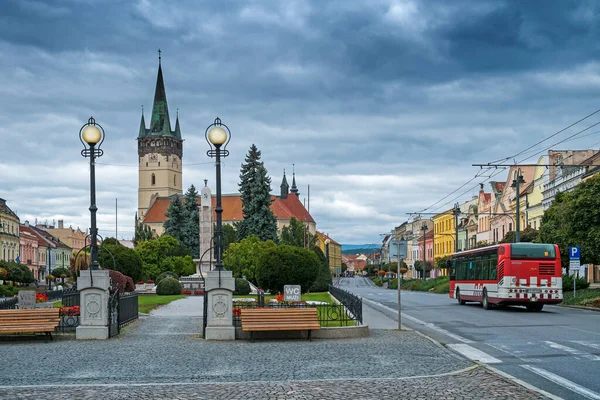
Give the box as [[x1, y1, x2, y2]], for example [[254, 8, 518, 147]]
[[0, 198, 20, 263]]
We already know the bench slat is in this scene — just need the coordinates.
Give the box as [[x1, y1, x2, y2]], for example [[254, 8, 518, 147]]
[[0, 309, 61, 336]]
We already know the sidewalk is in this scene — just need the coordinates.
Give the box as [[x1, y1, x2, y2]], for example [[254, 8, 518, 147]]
[[363, 302, 398, 329]]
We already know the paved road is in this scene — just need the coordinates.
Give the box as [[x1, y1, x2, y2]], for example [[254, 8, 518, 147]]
[[340, 277, 600, 400]]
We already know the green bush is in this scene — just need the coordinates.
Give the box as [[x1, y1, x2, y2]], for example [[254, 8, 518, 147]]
[[562, 274, 590, 291], [234, 278, 251, 295], [156, 271, 179, 287], [0, 285, 19, 297], [156, 277, 182, 295], [388, 278, 398, 290], [310, 247, 332, 292], [432, 281, 450, 294], [256, 245, 320, 293]]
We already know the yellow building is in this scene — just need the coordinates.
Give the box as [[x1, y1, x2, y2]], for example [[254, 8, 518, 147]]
[[316, 232, 341, 275], [0, 198, 20, 262], [526, 156, 547, 230], [433, 209, 455, 260], [46, 220, 87, 255]]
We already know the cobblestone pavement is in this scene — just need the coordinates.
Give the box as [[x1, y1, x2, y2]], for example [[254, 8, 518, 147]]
[[0, 367, 549, 399], [0, 297, 551, 399]]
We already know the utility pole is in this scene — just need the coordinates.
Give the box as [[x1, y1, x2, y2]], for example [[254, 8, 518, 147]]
[[421, 223, 428, 280], [511, 169, 525, 243], [453, 203, 460, 253], [397, 236, 404, 330], [115, 198, 118, 240]]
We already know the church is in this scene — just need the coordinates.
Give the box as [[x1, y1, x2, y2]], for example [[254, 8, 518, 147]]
[[137, 57, 316, 237]]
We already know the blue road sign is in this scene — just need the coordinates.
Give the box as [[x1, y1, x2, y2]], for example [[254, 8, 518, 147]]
[[569, 246, 581, 260]]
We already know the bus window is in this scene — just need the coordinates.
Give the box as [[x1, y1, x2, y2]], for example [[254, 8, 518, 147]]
[[489, 263, 497, 280], [450, 260, 456, 280], [468, 261, 475, 280]]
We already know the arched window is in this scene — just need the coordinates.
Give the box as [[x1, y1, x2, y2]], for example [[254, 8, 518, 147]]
[[151, 174, 156, 185]]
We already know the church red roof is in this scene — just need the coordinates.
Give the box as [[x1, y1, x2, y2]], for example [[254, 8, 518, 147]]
[[143, 194, 314, 224]]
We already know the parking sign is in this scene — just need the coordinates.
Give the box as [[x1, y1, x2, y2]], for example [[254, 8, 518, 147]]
[[569, 246, 581, 260]]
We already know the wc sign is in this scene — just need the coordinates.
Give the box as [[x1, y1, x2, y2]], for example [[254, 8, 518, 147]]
[[284, 285, 301, 302]]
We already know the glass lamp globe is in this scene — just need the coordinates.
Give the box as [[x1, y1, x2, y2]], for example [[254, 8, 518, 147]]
[[208, 126, 227, 146], [82, 125, 102, 145]]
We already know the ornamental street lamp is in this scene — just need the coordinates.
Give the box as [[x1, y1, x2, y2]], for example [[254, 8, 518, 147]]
[[79, 117, 105, 270], [205, 117, 231, 272], [511, 169, 525, 243], [421, 223, 428, 280]]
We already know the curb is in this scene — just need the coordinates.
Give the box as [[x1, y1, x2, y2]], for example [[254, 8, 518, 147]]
[[559, 304, 600, 312]]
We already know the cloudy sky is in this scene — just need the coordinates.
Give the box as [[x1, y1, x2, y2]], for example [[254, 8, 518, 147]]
[[3, 0, 600, 244]]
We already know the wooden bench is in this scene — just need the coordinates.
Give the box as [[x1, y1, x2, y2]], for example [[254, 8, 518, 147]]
[[240, 308, 320, 341], [0, 308, 61, 340]]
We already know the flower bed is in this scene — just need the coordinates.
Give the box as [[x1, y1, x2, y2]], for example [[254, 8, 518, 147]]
[[35, 293, 48, 303], [59, 306, 80, 316]]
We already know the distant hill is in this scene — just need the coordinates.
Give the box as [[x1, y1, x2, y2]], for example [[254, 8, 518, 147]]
[[341, 244, 379, 255]]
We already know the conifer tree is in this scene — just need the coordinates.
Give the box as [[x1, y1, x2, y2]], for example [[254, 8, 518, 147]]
[[238, 144, 278, 242], [182, 185, 200, 257], [163, 194, 185, 242]]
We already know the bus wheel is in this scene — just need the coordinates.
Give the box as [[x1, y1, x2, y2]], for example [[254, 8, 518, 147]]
[[456, 288, 465, 305], [482, 289, 491, 310], [526, 304, 544, 312]]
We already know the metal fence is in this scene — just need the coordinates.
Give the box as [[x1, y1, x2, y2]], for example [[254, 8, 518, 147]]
[[329, 285, 363, 324], [42, 289, 65, 302], [61, 287, 80, 307], [0, 297, 18, 310], [231, 302, 359, 327], [119, 292, 138, 327]]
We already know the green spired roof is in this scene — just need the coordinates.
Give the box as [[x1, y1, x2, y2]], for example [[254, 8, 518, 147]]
[[138, 54, 181, 140]]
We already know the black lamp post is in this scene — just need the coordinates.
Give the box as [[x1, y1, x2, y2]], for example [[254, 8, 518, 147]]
[[452, 203, 460, 253], [511, 169, 525, 243], [79, 117, 105, 270], [421, 223, 428, 280], [205, 117, 231, 272]]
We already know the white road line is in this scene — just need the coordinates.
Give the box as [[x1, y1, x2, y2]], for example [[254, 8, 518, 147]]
[[544, 341, 600, 361], [360, 298, 474, 344], [571, 340, 600, 351], [521, 364, 600, 400], [447, 344, 502, 364], [485, 343, 542, 363]]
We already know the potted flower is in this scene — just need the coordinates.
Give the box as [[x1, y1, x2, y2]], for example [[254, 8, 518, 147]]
[[58, 306, 81, 330], [144, 280, 154, 290], [135, 280, 146, 291]]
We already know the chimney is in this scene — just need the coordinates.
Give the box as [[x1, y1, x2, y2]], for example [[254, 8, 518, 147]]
[[24, 220, 29, 227], [58, 220, 64, 229]]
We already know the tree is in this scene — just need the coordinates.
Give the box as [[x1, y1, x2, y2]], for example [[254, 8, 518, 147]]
[[310, 246, 332, 292], [98, 237, 144, 282], [341, 263, 348, 273], [222, 235, 277, 283], [163, 194, 186, 243], [539, 175, 600, 268], [134, 221, 153, 244], [256, 244, 320, 293], [500, 227, 539, 244], [214, 224, 238, 258], [237, 144, 278, 242], [134, 235, 192, 280], [435, 256, 451, 270], [182, 185, 200, 258]]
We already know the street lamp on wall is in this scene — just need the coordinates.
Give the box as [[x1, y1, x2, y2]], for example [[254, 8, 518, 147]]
[[205, 117, 231, 272], [79, 117, 105, 270]]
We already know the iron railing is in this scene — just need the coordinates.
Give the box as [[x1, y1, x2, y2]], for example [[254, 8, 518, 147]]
[[231, 302, 359, 327], [119, 292, 138, 327], [62, 287, 80, 307], [0, 297, 18, 310], [42, 289, 64, 301], [329, 285, 363, 324]]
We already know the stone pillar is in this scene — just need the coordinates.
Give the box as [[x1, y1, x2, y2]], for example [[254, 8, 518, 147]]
[[198, 180, 215, 274], [76, 269, 110, 340], [204, 269, 235, 340]]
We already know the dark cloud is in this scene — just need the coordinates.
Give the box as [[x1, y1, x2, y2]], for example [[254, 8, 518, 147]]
[[3, 0, 600, 243]]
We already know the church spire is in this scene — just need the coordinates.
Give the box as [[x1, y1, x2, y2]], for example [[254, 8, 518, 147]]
[[290, 164, 299, 196], [174, 109, 181, 140], [149, 49, 173, 137], [280, 169, 289, 199], [138, 106, 147, 138]]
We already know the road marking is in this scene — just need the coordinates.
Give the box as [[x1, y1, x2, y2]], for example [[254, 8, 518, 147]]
[[521, 364, 600, 400], [447, 344, 502, 364], [485, 343, 542, 363], [485, 365, 563, 400], [360, 298, 474, 344], [544, 341, 600, 361], [571, 340, 600, 351]]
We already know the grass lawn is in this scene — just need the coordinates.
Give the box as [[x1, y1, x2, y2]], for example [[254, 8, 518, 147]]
[[561, 288, 600, 308], [138, 294, 185, 314], [233, 291, 332, 303]]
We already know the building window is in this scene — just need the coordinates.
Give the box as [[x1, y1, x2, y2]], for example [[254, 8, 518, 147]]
[[151, 174, 156, 185], [174, 175, 176, 186], [158, 162, 160, 166], [533, 220, 537, 229], [509, 223, 513, 231]]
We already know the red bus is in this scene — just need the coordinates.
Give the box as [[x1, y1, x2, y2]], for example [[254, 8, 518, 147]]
[[449, 243, 563, 311]]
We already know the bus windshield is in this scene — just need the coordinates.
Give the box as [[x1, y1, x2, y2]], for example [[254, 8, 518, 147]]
[[510, 243, 555, 259]]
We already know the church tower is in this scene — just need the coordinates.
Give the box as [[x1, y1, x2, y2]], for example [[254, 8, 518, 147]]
[[137, 52, 183, 220]]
